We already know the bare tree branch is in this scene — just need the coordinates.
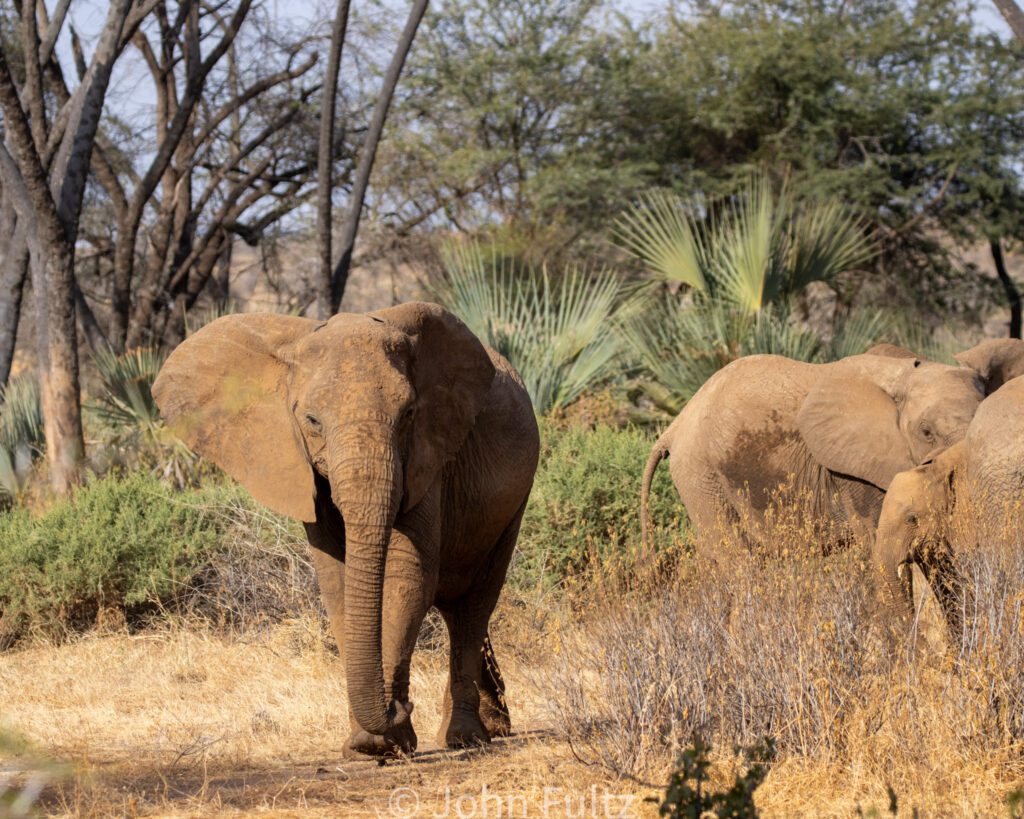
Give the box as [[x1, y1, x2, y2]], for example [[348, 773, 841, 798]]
[[994, 0, 1024, 42], [329, 0, 429, 312], [315, 0, 352, 318]]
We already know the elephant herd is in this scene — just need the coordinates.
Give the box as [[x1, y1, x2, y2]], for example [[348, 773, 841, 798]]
[[641, 337, 1024, 645], [152, 302, 1024, 760]]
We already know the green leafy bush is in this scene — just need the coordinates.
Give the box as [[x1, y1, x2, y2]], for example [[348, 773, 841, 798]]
[[0, 473, 226, 644], [0, 474, 315, 646], [658, 737, 775, 818], [512, 422, 687, 589]]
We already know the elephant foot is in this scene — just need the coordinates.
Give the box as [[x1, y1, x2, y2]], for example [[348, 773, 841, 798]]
[[438, 708, 491, 749], [343, 702, 417, 759], [479, 696, 511, 738]]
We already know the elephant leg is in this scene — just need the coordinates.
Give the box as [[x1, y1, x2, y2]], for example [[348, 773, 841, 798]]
[[479, 634, 511, 737], [343, 509, 439, 758], [437, 503, 524, 749], [306, 524, 346, 658], [438, 631, 510, 743]]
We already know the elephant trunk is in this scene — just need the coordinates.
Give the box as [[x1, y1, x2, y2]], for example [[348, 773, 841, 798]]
[[330, 424, 402, 737], [871, 513, 915, 628]]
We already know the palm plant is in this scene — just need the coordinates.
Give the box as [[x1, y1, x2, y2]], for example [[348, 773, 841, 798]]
[[89, 348, 197, 485], [615, 176, 880, 411], [435, 241, 626, 413], [620, 297, 819, 413], [621, 298, 897, 414], [91, 348, 165, 431], [0, 375, 43, 500], [614, 175, 875, 311]]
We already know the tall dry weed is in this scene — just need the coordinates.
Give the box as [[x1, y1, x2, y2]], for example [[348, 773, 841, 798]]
[[534, 481, 1024, 809]]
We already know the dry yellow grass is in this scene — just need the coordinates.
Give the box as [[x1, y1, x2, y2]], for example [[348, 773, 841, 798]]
[[5, 516, 1024, 817], [0, 610, 660, 817]]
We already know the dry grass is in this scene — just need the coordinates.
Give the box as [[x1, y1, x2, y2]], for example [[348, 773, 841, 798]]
[[5, 487, 1024, 816], [0, 603, 659, 817], [533, 490, 1024, 816]]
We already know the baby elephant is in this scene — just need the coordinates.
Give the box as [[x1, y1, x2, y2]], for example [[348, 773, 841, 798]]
[[873, 359, 1024, 643], [154, 302, 540, 758]]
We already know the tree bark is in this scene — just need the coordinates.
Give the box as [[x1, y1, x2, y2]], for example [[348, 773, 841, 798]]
[[315, 0, 352, 319], [994, 0, 1024, 42], [991, 238, 1022, 339], [0, 233, 28, 392], [330, 0, 429, 313]]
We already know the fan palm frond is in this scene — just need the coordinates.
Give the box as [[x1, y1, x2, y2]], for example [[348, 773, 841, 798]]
[[612, 190, 710, 294], [0, 375, 43, 500], [435, 240, 625, 413]]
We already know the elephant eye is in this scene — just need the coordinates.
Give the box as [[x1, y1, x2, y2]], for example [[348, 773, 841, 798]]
[[305, 413, 322, 431], [906, 513, 918, 526], [921, 426, 934, 442]]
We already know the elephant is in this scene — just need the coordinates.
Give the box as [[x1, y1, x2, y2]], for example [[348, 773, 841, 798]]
[[640, 348, 986, 554], [152, 302, 540, 758], [873, 340, 1024, 641]]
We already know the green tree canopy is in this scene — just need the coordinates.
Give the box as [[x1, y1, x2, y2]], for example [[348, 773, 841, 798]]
[[385, 0, 1024, 315]]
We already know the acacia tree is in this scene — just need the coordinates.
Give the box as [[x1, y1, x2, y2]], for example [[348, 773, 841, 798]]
[[110, 3, 320, 348], [989, 0, 1024, 338], [0, 0, 154, 492]]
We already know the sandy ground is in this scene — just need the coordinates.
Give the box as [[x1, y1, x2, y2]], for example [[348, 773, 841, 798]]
[[2, 590, 1024, 817], [0, 618, 660, 818]]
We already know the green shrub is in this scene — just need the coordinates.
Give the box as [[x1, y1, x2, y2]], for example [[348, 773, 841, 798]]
[[658, 737, 775, 818], [0, 473, 227, 644], [512, 422, 688, 590]]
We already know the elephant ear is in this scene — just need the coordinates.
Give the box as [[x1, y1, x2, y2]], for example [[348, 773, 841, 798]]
[[865, 343, 919, 360], [954, 339, 1024, 395], [797, 365, 915, 490], [153, 313, 319, 522], [372, 302, 496, 511]]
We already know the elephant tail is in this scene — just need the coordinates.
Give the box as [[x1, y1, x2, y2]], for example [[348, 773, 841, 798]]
[[641, 432, 671, 555]]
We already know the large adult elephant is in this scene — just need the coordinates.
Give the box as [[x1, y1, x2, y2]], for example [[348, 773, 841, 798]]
[[640, 348, 986, 552], [153, 302, 540, 758], [873, 341, 1024, 641]]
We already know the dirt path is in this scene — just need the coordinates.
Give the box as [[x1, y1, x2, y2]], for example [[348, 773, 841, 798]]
[[0, 625, 658, 817]]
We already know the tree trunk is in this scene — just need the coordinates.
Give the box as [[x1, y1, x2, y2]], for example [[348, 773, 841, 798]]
[[0, 236, 28, 391], [0, 48, 85, 494], [36, 248, 85, 493], [994, 0, 1024, 42], [991, 238, 1021, 339], [330, 0, 429, 313], [214, 237, 233, 307], [315, 0, 352, 320]]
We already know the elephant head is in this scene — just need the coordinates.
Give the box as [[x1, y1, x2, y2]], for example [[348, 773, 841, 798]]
[[873, 442, 966, 635], [797, 354, 983, 489], [152, 302, 495, 740], [954, 338, 1024, 396]]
